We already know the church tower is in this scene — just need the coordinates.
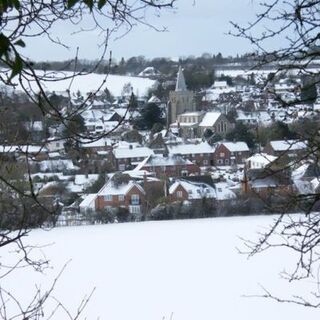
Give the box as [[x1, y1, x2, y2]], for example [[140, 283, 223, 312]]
[[168, 66, 195, 125]]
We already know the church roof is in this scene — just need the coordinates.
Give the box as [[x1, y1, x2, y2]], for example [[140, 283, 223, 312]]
[[175, 66, 187, 91]]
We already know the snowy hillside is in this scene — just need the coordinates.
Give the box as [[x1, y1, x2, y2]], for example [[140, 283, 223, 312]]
[[9, 70, 156, 97], [2, 216, 318, 320]]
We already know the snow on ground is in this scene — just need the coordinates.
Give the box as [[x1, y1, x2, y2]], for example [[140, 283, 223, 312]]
[[8, 70, 156, 97], [215, 68, 320, 78], [1, 216, 318, 320]]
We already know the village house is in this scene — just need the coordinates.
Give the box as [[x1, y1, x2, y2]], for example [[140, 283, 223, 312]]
[[170, 111, 205, 138], [135, 154, 200, 178], [291, 161, 320, 195], [79, 194, 97, 215], [245, 153, 277, 170], [79, 138, 114, 160], [236, 111, 271, 126], [169, 179, 216, 202], [242, 166, 293, 200], [167, 141, 215, 167], [46, 137, 67, 154], [80, 109, 122, 134], [169, 179, 236, 203], [112, 145, 154, 171], [263, 139, 308, 158], [95, 178, 146, 216], [214, 142, 250, 166], [147, 133, 168, 155], [0, 145, 49, 161], [202, 81, 235, 103], [198, 112, 232, 137]]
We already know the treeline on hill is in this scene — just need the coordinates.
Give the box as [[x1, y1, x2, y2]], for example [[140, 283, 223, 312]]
[[28, 52, 256, 78]]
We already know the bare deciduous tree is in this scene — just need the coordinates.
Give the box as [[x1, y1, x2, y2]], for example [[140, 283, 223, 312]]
[[233, 0, 320, 308], [0, 1, 176, 318]]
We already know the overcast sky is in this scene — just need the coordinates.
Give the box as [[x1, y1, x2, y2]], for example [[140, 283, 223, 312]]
[[22, 0, 271, 62]]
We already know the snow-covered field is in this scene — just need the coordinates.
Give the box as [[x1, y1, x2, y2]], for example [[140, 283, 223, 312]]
[[1, 216, 318, 320], [8, 71, 156, 97]]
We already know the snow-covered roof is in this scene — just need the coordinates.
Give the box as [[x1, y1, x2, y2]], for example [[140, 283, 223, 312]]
[[293, 179, 314, 195], [237, 111, 271, 124], [214, 182, 237, 200], [250, 177, 278, 188], [66, 182, 84, 193], [169, 180, 216, 199], [270, 140, 307, 151], [221, 142, 250, 152], [80, 138, 113, 148], [211, 81, 228, 88], [138, 67, 160, 77], [74, 174, 99, 186], [148, 95, 161, 103], [39, 159, 79, 172], [0, 145, 48, 154], [98, 180, 145, 196], [168, 142, 214, 155], [113, 147, 154, 159], [135, 154, 193, 171], [199, 112, 221, 127], [79, 194, 97, 209], [246, 153, 277, 169], [292, 163, 310, 180]]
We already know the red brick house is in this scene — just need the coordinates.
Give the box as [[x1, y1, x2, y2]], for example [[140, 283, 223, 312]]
[[96, 179, 146, 216], [169, 179, 216, 202], [113, 146, 154, 171], [135, 154, 200, 178], [168, 142, 215, 167], [214, 142, 250, 166]]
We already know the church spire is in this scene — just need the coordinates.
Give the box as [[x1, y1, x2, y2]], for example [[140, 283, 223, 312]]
[[175, 66, 187, 91]]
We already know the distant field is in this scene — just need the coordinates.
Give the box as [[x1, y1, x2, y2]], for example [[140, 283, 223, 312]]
[[7, 70, 156, 97]]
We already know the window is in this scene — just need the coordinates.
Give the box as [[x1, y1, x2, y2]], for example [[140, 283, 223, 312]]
[[181, 170, 188, 176], [220, 152, 225, 158], [225, 159, 229, 165], [217, 159, 224, 165], [104, 195, 112, 201], [119, 164, 125, 171], [131, 194, 140, 205], [130, 206, 141, 214], [177, 191, 183, 198], [203, 160, 208, 165], [118, 195, 124, 201]]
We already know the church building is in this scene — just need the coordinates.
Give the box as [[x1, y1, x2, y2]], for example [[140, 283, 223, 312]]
[[168, 66, 195, 125]]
